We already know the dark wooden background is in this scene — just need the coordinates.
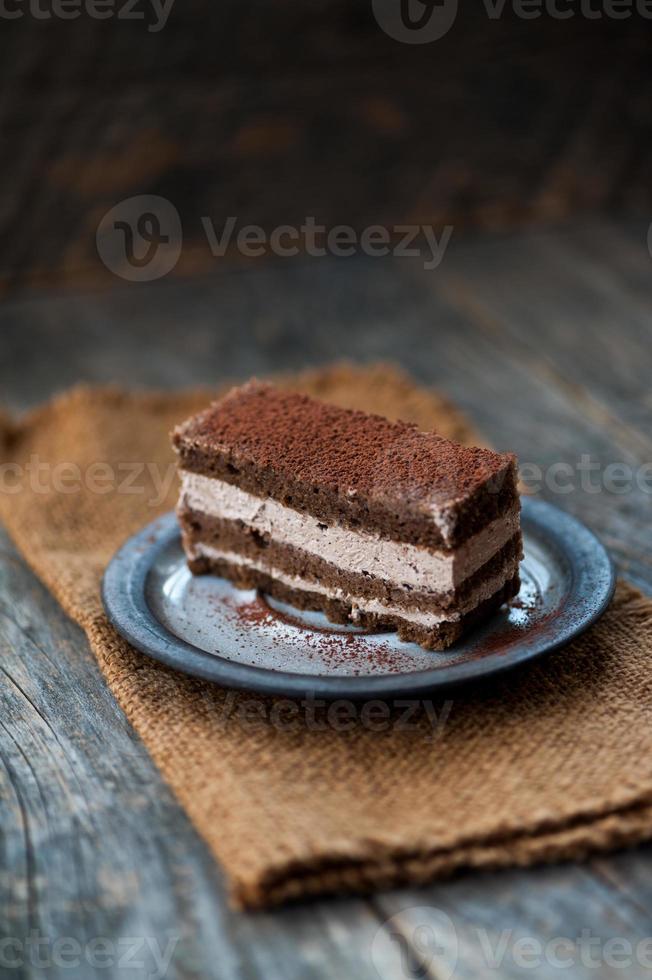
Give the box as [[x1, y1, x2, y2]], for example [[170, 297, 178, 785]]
[[2, 7, 652, 980], [0, 11, 650, 290]]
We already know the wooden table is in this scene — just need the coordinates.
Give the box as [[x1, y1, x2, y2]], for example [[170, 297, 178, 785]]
[[1, 214, 651, 978]]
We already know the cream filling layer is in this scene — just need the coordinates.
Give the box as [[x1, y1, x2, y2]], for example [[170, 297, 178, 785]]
[[189, 543, 519, 627], [179, 472, 520, 592]]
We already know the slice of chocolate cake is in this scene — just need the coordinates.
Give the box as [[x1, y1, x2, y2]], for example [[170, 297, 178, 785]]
[[172, 381, 522, 650]]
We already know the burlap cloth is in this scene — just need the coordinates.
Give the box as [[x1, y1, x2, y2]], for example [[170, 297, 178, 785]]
[[2, 363, 652, 909]]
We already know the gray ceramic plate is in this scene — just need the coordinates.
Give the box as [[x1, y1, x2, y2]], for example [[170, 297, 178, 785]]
[[102, 498, 615, 699]]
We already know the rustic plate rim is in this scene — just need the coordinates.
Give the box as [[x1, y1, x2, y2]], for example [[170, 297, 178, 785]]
[[101, 498, 615, 699]]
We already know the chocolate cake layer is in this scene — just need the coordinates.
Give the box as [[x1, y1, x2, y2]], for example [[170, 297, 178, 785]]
[[173, 381, 519, 550], [178, 505, 522, 615], [178, 472, 521, 591], [182, 548, 520, 651]]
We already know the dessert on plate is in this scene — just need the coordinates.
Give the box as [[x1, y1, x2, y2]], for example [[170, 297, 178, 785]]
[[172, 381, 522, 650]]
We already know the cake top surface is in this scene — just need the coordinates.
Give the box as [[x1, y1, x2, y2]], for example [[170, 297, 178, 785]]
[[173, 381, 515, 508]]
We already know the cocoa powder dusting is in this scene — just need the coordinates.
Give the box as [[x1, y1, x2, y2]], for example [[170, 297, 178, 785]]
[[173, 381, 514, 507]]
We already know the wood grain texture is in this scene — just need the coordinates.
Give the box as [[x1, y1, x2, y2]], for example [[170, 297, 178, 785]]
[[0, 12, 649, 290], [1, 214, 652, 976]]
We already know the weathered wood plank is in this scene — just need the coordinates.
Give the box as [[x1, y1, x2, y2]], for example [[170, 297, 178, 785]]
[[374, 862, 652, 980], [436, 220, 652, 443], [0, 530, 231, 979]]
